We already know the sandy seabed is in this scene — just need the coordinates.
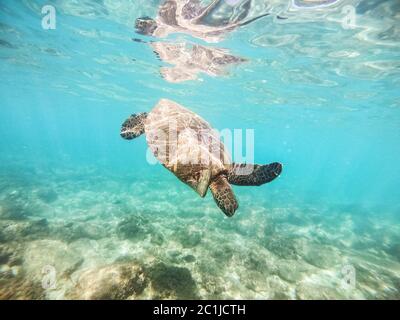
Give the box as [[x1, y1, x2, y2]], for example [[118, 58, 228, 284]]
[[0, 165, 399, 300]]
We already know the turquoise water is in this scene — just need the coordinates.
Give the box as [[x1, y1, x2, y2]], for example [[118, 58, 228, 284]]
[[0, 0, 399, 299]]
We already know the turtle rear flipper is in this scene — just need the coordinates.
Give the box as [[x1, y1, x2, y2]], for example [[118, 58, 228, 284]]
[[120, 112, 148, 140], [227, 162, 282, 186], [210, 175, 238, 217]]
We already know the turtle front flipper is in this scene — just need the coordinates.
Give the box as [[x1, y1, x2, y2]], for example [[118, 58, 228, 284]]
[[120, 112, 148, 140], [227, 162, 283, 186], [210, 175, 238, 217]]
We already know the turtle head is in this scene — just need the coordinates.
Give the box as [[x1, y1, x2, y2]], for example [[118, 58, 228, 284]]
[[135, 16, 158, 36]]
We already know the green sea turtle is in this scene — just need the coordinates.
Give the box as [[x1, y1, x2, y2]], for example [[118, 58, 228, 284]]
[[120, 99, 282, 217]]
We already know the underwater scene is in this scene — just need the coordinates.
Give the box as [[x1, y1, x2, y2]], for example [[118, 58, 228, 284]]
[[0, 0, 399, 300]]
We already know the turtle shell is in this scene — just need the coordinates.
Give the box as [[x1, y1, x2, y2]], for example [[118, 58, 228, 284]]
[[144, 99, 231, 197]]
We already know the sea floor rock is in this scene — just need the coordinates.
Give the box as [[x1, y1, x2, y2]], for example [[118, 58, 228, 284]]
[[265, 275, 293, 299], [0, 276, 45, 299], [23, 239, 83, 284], [36, 188, 58, 204], [0, 203, 30, 220], [210, 244, 234, 262], [53, 221, 107, 243], [276, 259, 314, 284], [263, 234, 305, 260], [67, 262, 147, 300], [386, 243, 400, 262], [0, 219, 50, 242], [199, 273, 225, 299], [0, 189, 39, 220], [150, 232, 165, 246], [182, 255, 196, 263], [0, 170, 399, 300], [176, 229, 202, 248], [20, 218, 50, 239], [147, 262, 198, 299], [0, 246, 11, 265], [0, 229, 5, 243], [0, 243, 23, 266], [117, 215, 151, 241], [300, 244, 343, 269], [295, 282, 349, 300]]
